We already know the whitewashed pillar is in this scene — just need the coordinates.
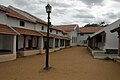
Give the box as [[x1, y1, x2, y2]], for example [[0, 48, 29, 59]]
[[53, 38, 55, 49], [13, 35, 16, 55], [58, 39, 60, 48], [64, 40, 65, 48], [40, 37, 44, 52]]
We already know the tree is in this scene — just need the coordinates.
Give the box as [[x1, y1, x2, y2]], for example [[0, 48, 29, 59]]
[[99, 21, 108, 27]]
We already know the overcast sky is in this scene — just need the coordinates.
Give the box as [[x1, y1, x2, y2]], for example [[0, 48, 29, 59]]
[[0, 0, 120, 27]]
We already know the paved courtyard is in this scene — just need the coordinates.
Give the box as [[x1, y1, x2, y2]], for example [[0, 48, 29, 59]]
[[0, 47, 120, 80]]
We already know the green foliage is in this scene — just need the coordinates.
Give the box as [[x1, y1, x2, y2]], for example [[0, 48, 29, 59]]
[[83, 21, 108, 27]]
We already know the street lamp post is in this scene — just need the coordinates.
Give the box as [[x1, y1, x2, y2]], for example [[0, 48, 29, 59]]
[[44, 3, 52, 70]]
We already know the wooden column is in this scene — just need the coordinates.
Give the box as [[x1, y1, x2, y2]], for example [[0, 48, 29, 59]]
[[16, 35, 18, 51], [23, 35, 26, 50]]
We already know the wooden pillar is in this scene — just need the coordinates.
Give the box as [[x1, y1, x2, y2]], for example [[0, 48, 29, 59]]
[[16, 35, 18, 51], [23, 35, 26, 50]]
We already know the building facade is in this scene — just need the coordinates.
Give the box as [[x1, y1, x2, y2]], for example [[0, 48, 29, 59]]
[[0, 5, 71, 62], [78, 26, 103, 46], [56, 24, 80, 46], [88, 19, 120, 59]]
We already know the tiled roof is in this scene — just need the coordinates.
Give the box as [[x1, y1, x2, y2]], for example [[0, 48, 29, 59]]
[[111, 27, 120, 33], [6, 8, 34, 23], [79, 26, 103, 34], [40, 31, 70, 40], [12, 27, 42, 36], [0, 24, 16, 35], [9, 6, 47, 25], [50, 26, 67, 33], [56, 24, 77, 32], [0, 5, 7, 12]]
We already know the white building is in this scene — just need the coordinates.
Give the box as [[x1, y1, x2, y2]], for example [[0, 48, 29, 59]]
[[0, 5, 70, 62], [56, 24, 80, 46], [88, 19, 120, 59], [78, 26, 103, 46]]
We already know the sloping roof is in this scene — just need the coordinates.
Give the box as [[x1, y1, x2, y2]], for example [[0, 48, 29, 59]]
[[79, 26, 103, 34], [50, 26, 67, 33], [0, 24, 16, 35], [0, 5, 7, 12], [40, 31, 70, 40], [111, 27, 120, 33], [8, 6, 47, 25], [56, 24, 77, 32], [6, 8, 34, 23], [12, 27, 42, 36]]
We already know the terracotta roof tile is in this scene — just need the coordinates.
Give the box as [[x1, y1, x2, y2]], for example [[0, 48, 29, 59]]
[[111, 27, 120, 33], [50, 26, 66, 33], [12, 27, 42, 36], [79, 27, 103, 33], [9, 6, 47, 25], [56, 24, 77, 32], [0, 24, 16, 35], [40, 31, 70, 40], [0, 5, 7, 12], [6, 8, 34, 23]]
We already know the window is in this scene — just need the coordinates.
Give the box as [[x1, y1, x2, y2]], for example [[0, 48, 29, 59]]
[[80, 33, 84, 36], [56, 31, 58, 34], [72, 37, 74, 43], [20, 21, 25, 27], [41, 26, 44, 30], [50, 29, 52, 32], [84, 40, 87, 44]]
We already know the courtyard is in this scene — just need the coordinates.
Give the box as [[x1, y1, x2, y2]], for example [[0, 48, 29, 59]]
[[0, 47, 120, 80]]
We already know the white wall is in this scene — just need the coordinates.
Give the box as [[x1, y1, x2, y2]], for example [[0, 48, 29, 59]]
[[25, 22, 35, 30], [7, 17, 19, 27], [90, 19, 120, 50], [69, 30, 78, 46], [104, 20, 120, 49], [0, 12, 7, 25], [7, 17, 36, 30], [78, 33, 92, 46], [35, 23, 47, 32]]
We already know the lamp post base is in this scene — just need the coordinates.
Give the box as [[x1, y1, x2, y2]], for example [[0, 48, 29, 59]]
[[44, 67, 52, 70]]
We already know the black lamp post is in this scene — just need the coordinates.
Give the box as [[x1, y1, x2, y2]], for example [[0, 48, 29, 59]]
[[44, 3, 52, 70]]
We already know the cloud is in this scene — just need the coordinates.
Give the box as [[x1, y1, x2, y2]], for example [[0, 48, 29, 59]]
[[0, 0, 120, 27], [103, 12, 117, 19], [79, 0, 104, 7], [112, 0, 120, 2], [73, 9, 95, 19], [73, 14, 94, 19]]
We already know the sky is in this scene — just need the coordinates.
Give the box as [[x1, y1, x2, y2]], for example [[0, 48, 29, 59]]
[[0, 0, 120, 27]]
